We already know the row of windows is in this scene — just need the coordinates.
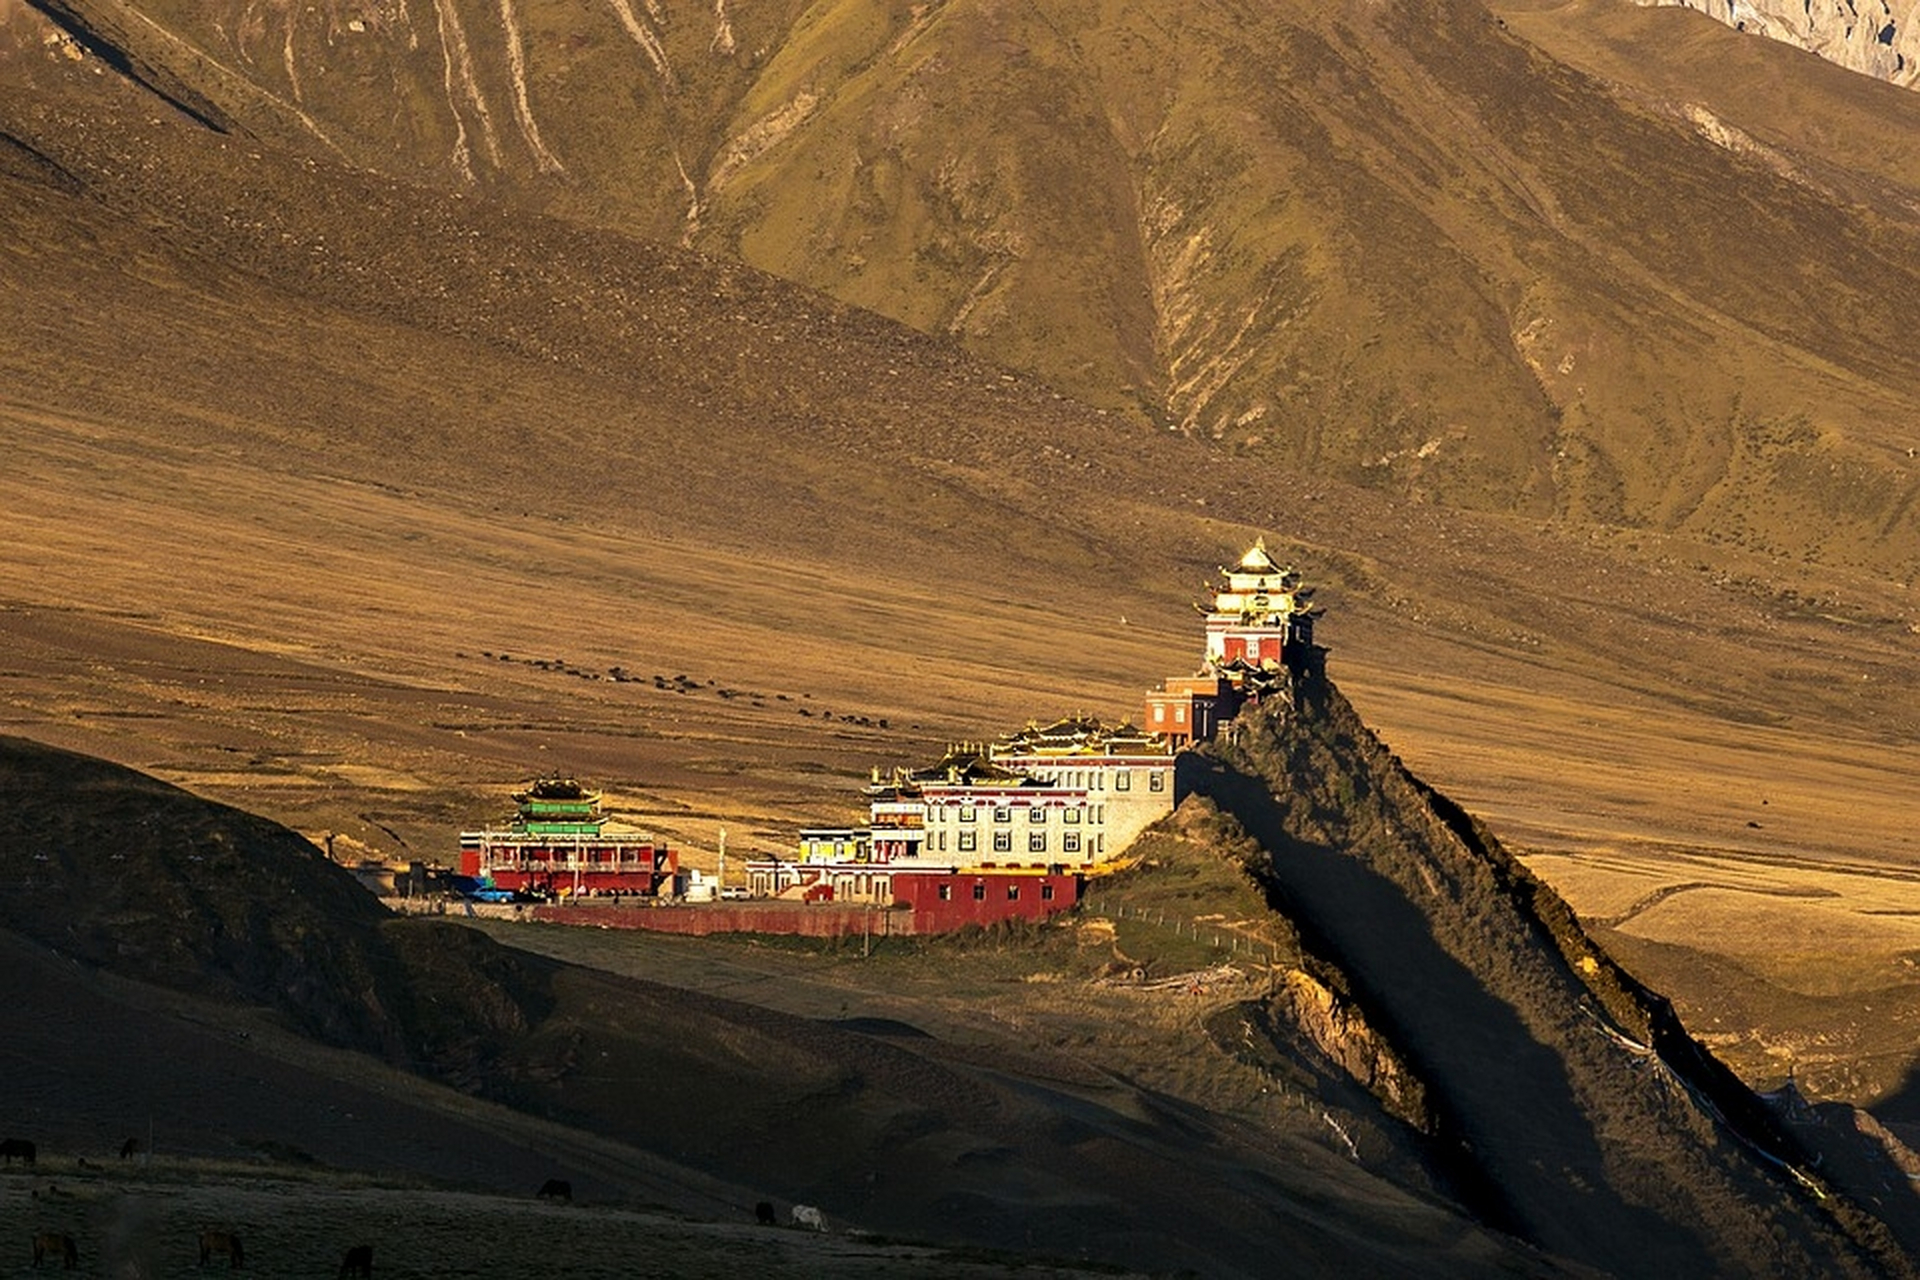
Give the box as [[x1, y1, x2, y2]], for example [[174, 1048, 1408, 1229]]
[[934, 881, 1058, 901], [943, 831, 1086, 854], [945, 804, 1100, 824], [1010, 766, 1169, 792]]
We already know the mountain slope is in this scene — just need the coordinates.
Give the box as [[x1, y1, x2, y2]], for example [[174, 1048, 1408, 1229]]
[[1635, 0, 1920, 89], [6, 0, 1920, 576], [9, 678, 1920, 1275], [6, 0, 1920, 1161]]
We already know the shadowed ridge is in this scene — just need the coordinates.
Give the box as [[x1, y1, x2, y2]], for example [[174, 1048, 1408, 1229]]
[[0, 128, 82, 193], [0, 734, 556, 1072], [1183, 673, 1915, 1279]]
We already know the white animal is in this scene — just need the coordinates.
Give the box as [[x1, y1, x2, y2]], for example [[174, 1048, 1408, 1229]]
[[791, 1203, 827, 1232]]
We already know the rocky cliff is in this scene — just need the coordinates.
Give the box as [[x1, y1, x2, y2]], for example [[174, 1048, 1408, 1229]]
[[1642, 0, 1920, 87]]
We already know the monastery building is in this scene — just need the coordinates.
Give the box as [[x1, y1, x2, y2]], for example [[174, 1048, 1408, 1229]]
[[1144, 538, 1318, 746]]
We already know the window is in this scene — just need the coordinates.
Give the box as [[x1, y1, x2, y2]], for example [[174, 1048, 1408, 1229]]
[[1175, 706, 1186, 723], [994, 807, 1011, 823], [1041, 882, 1055, 901], [972, 882, 986, 901], [1029, 806, 1046, 823], [993, 831, 1012, 853], [960, 806, 976, 822], [1063, 832, 1081, 854], [937, 832, 947, 852], [1029, 831, 1047, 853], [1149, 771, 1166, 792], [958, 831, 976, 853], [1116, 770, 1131, 792], [1064, 807, 1081, 824], [1007, 884, 1020, 900], [938, 883, 952, 901]]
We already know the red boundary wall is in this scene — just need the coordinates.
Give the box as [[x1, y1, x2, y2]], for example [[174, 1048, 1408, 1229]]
[[530, 901, 916, 937]]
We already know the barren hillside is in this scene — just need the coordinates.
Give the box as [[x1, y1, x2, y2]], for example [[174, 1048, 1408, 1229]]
[[11, 696, 1920, 1275], [5, 0, 1920, 575]]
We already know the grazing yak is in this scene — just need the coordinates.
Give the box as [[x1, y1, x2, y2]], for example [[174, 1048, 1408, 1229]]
[[1, 1138, 36, 1166], [198, 1229, 244, 1268], [31, 1231, 77, 1270], [338, 1243, 374, 1277], [536, 1178, 572, 1203], [754, 1201, 777, 1226], [790, 1204, 826, 1232], [120, 1137, 140, 1161]]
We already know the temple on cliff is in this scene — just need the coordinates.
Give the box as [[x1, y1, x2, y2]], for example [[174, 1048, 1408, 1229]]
[[755, 538, 1320, 916], [455, 539, 1315, 931], [1143, 537, 1320, 746]]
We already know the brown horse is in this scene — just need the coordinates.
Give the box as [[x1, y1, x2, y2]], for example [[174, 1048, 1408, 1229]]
[[337, 1243, 373, 1277], [198, 1230, 244, 1269], [0, 1138, 36, 1166], [31, 1231, 77, 1270]]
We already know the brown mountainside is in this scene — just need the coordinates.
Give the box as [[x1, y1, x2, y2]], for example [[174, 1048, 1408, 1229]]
[[8, 0, 1920, 575], [5, 0, 1920, 1190]]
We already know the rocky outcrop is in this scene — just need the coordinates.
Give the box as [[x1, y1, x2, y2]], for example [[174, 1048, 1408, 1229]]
[[1269, 966, 1432, 1129], [1184, 670, 1914, 1279], [1642, 0, 1920, 87]]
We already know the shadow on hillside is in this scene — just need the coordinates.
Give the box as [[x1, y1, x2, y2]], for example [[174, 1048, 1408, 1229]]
[[1873, 1071, 1920, 1131], [1189, 754, 1718, 1280]]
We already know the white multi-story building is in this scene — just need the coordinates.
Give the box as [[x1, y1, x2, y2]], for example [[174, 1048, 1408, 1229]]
[[987, 717, 1175, 859], [751, 721, 1175, 903]]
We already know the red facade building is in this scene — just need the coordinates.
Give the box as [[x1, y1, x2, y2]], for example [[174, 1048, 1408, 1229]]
[[458, 777, 678, 897], [889, 868, 1083, 931]]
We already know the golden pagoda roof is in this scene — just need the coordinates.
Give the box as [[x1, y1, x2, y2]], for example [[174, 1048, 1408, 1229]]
[[1237, 537, 1281, 573]]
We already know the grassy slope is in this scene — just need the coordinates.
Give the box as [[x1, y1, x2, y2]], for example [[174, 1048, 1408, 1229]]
[[5, 1165, 1143, 1280]]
